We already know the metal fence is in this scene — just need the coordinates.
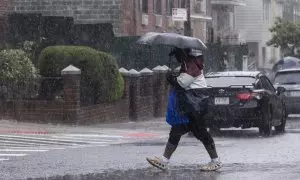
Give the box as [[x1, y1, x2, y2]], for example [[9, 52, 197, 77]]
[[107, 36, 249, 72], [0, 77, 63, 101]]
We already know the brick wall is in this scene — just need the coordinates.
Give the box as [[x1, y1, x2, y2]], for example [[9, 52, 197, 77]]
[[16, 100, 64, 123], [8, 0, 124, 36], [79, 99, 129, 125], [0, 0, 8, 16], [7, 0, 182, 37], [0, 100, 64, 123], [0, 65, 170, 125], [0, 0, 9, 45]]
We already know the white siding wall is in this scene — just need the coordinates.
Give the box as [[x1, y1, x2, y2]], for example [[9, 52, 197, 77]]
[[235, 0, 283, 68], [235, 0, 263, 42]]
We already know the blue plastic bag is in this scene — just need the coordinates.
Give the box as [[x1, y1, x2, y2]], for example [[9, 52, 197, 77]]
[[166, 89, 189, 125]]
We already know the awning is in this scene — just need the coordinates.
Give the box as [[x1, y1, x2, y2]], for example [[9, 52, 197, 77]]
[[211, 0, 246, 6]]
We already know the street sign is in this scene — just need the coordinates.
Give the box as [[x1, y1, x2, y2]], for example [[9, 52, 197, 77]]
[[172, 8, 187, 21]]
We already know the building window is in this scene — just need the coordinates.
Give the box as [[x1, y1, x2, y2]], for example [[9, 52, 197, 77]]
[[140, 0, 148, 13], [167, 0, 174, 15], [194, 1, 203, 14], [153, 0, 162, 14], [178, 0, 186, 8], [263, 0, 270, 22], [262, 47, 266, 66]]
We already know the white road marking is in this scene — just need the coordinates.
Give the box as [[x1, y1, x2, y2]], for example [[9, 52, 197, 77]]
[[0, 154, 27, 157], [0, 136, 83, 146], [0, 140, 49, 146], [0, 135, 108, 144], [0, 147, 66, 150], [51, 135, 117, 142], [0, 149, 49, 152], [0, 158, 9, 161], [0, 132, 134, 162], [289, 114, 300, 118], [61, 134, 123, 138]]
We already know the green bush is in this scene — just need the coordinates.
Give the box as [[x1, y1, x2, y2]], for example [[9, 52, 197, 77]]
[[38, 45, 124, 103], [0, 49, 39, 99]]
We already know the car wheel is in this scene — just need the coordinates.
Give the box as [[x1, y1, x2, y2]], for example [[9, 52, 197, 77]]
[[275, 107, 286, 133], [259, 106, 272, 136]]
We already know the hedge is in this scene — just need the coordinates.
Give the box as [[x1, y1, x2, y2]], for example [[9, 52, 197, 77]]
[[38, 46, 124, 104], [0, 49, 39, 99]]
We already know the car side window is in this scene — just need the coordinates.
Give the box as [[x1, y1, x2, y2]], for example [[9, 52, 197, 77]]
[[265, 77, 276, 92], [254, 79, 263, 89], [261, 76, 275, 92]]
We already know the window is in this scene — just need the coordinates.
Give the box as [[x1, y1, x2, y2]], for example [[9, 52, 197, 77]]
[[255, 79, 263, 89], [178, 0, 186, 8], [153, 0, 162, 14], [167, 0, 174, 15], [194, 0, 204, 14], [262, 47, 266, 65], [140, 0, 148, 13], [205, 76, 256, 87], [263, 0, 270, 22], [261, 76, 275, 92], [274, 71, 300, 85]]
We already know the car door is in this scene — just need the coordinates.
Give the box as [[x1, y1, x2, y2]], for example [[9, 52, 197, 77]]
[[260, 76, 281, 122]]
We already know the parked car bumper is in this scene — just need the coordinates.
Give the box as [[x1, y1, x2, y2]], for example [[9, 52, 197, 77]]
[[204, 106, 262, 128], [285, 96, 300, 114]]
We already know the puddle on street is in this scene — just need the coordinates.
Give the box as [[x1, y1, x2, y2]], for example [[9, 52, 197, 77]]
[[28, 166, 221, 180]]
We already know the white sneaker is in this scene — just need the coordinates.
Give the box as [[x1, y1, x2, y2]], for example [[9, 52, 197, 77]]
[[200, 159, 223, 171], [146, 156, 169, 170]]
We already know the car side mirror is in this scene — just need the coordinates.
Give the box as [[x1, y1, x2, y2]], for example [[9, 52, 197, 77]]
[[276, 87, 286, 95]]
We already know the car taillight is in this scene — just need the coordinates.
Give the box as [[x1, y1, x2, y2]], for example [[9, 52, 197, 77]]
[[236, 93, 252, 101], [236, 92, 262, 101]]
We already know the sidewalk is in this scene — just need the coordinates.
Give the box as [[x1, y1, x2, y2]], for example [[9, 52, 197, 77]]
[[0, 118, 169, 137]]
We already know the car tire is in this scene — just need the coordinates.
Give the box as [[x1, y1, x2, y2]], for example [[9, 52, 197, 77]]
[[275, 107, 286, 133], [259, 106, 272, 136]]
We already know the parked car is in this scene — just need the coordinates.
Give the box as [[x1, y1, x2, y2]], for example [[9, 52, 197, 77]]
[[273, 68, 300, 115], [203, 71, 287, 135]]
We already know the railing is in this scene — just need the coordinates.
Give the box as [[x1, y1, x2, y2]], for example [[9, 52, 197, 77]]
[[0, 77, 63, 101]]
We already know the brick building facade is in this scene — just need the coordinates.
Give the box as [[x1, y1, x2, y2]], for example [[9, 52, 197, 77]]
[[0, 0, 8, 46], [4, 0, 185, 37]]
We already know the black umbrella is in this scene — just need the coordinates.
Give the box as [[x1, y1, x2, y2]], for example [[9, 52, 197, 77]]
[[136, 32, 207, 51]]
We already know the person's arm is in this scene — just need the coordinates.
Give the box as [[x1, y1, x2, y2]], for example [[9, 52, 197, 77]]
[[166, 71, 182, 89], [176, 73, 195, 89]]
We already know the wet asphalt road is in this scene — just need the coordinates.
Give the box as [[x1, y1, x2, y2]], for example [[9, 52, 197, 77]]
[[2, 116, 300, 180]]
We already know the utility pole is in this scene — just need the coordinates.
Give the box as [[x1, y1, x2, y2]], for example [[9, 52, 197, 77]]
[[184, 0, 192, 37], [183, 0, 194, 137]]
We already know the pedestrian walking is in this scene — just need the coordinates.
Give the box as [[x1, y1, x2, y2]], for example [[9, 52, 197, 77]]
[[146, 48, 222, 171]]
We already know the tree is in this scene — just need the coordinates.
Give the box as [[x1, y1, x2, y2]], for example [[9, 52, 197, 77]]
[[0, 49, 40, 99], [267, 17, 300, 56]]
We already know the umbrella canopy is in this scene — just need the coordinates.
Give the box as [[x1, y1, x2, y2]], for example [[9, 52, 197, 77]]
[[136, 32, 207, 51], [273, 56, 300, 71]]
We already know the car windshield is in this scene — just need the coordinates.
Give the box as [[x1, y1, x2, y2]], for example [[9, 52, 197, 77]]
[[274, 71, 300, 85], [205, 76, 256, 87]]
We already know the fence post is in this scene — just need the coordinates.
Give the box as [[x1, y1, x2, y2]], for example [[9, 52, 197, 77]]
[[61, 65, 81, 124], [153, 66, 168, 117], [119, 68, 130, 100], [140, 68, 154, 119], [129, 69, 141, 121], [119, 67, 130, 120]]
